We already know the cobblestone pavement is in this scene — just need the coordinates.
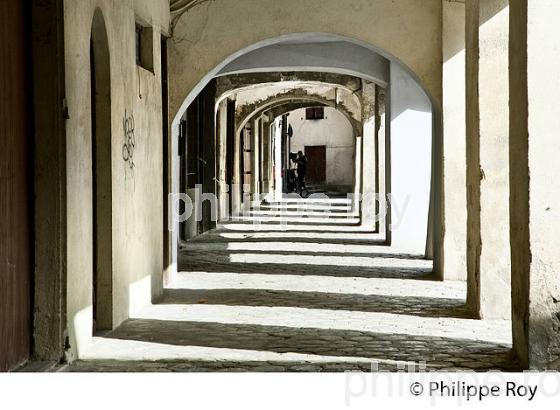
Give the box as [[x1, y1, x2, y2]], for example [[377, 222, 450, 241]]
[[67, 198, 518, 372]]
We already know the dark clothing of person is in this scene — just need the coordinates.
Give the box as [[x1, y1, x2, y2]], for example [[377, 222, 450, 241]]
[[297, 173, 305, 192], [287, 169, 297, 192], [296, 156, 307, 178], [296, 156, 307, 194]]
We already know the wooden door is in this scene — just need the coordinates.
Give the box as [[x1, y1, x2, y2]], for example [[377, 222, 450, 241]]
[[242, 128, 252, 188], [0, 0, 32, 371], [304, 145, 327, 184]]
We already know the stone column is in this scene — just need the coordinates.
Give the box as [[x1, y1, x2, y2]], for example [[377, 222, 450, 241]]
[[232, 123, 242, 216], [375, 86, 388, 238], [216, 99, 229, 220], [251, 118, 260, 201], [361, 81, 377, 229], [510, 0, 560, 370], [261, 116, 272, 196], [273, 118, 283, 201], [352, 135, 362, 212], [465, 0, 511, 318], [442, 0, 467, 281]]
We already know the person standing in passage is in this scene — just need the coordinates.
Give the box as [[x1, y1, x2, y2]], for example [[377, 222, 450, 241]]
[[296, 150, 307, 196]]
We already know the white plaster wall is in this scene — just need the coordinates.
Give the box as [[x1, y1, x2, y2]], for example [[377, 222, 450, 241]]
[[390, 63, 433, 255], [288, 108, 354, 188], [63, 0, 169, 360]]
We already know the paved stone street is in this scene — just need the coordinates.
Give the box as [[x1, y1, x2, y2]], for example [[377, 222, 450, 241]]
[[67, 198, 517, 372]]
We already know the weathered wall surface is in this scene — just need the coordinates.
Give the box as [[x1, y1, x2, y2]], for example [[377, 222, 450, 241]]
[[217, 72, 363, 100], [525, 0, 560, 370], [510, 0, 560, 369], [465, 0, 481, 313], [288, 107, 355, 189], [509, 0, 530, 369], [390, 63, 433, 255], [216, 41, 390, 86], [32, 0, 67, 362], [226, 81, 362, 133], [63, 0, 169, 360], [442, 0, 467, 281], [168, 0, 442, 123]]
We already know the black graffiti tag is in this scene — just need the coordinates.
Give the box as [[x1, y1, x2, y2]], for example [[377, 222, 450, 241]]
[[122, 110, 135, 170]]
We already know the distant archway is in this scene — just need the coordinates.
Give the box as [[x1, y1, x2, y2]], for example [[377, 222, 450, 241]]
[[236, 94, 361, 136]]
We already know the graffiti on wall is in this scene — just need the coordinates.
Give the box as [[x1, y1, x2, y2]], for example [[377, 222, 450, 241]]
[[122, 109, 136, 172]]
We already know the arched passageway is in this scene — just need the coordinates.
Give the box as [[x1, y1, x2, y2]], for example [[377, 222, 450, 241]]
[[4, 0, 559, 376], [168, 34, 438, 275], [69, 31, 512, 372]]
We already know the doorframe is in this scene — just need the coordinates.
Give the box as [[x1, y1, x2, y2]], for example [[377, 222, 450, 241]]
[[0, 0, 33, 371], [31, 0, 68, 363], [90, 8, 113, 333]]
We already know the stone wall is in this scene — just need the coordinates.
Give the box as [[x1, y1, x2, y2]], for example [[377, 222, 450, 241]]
[[63, 0, 169, 360], [168, 0, 442, 123], [510, 0, 560, 369]]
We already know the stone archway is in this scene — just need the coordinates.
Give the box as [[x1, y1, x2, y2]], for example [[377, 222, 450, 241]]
[[167, 28, 440, 286]]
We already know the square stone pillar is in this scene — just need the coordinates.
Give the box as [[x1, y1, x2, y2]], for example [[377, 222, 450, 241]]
[[216, 99, 229, 220], [510, 0, 560, 370], [273, 118, 283, 201], [232, 125, 242, 217], [361, 81, 377, 229], [442, 0, 467, 281], [251, 118, 260, 201], [465, 0, 511, 319], [352, 135, 362, 201], [375, 86, 387, 238]]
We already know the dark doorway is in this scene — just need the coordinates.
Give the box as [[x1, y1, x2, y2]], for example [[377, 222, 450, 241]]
[[0, 0, 32, 371], [184, 96, 199, 235], [226, 100, 236, 213], [90, 9, 113, 333], [304, 145, 327, 184]]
